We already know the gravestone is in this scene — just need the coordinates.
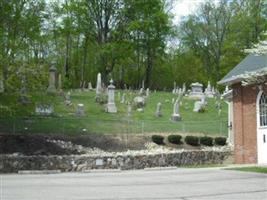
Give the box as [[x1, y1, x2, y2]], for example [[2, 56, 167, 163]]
[[35, 104, 54, 116], [134, 96, 145, 108], [47, 63, 57, 94], [171, 99, 181, 121], [193, 95, 206, 112], [189, 82, 203, 98], [106, 79, 117, 113], [155, 102, 162, 117], [88, 82, 93, 90], [65, 91, 72, 106], [95, 73, 102, 101], [182, 83, 186, 94], [76, 103, 85, 116], [204, 81, 214, 98]]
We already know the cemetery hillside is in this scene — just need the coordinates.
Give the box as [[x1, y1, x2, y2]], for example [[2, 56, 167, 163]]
[[0, 0, 266, 159], [0, 89, 228, 135]]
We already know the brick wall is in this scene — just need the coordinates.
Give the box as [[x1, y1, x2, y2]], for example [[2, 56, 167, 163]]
[[232, 83, 267, 164]]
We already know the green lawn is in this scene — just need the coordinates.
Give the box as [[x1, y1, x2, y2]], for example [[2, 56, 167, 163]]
[[226, 166, 267, 174], [0, 90, 228, 135]]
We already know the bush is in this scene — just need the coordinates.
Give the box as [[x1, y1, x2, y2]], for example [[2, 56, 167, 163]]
[[152, 135, 164, 145], [200, 136, 213, 146], [185, 136, 199, 146], [168, 135, 182, 144], [214, 137, 227, 146]]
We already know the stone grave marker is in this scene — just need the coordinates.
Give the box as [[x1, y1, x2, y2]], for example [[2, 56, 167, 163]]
[[106, 79, 117, 113]]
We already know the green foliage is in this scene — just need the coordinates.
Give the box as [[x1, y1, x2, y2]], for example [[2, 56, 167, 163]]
[[185, 136, 199, 146], [167, 135, 182, 144], [214, 137, 227, 146], [152, 135, 164, 145], [200, 136, 213, 146]]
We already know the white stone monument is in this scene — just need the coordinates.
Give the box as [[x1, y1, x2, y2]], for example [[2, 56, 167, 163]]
[[88, 82, 93, 90], [65, 91, 72, 105], [171, 99, 181, 121], [106, 79, 117, 113], [96, 73, 102, 99], [58, 74, 62, 90], [204, 81, 214, 98], [189, 82, 203, 98], [155, 102, 162, 117]]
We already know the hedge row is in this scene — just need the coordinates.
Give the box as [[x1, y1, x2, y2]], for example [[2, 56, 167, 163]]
[[151, 135, 227, 146]]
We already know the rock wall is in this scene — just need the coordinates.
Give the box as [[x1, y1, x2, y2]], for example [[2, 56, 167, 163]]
[[0, 151, 231, 173]]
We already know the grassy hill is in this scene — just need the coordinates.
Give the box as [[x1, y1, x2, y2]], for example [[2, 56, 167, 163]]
[[0, 90, 228, 136]]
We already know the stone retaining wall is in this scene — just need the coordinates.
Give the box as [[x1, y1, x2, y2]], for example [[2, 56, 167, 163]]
[[0, 151, 231, 173]]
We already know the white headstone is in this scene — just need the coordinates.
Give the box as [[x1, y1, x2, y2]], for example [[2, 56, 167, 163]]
[[96, 73, 102, 97], [146, 88, 150, 97], [155, 102, 162, 117], [106, 79, 117, 113], [88, 82, 93, 90], [76, 103, 85, 116], [204, 81, 214, 98], [171, 99, 181, 121]]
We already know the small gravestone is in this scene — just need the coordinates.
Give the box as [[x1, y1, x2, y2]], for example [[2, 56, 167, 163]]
[[171, 99, 181, 121], [35, 104, 54, 116], [47, 63, 57, 94], [134, 96, 145, 109], [65, 91, 72, 106], [106, 79, 117, 113], [88, 82, 93, 91], [155, 102, 162, 117], [76, 103, 85, 116], [193, 95, 206, 112], [182, 83, 186, 94]]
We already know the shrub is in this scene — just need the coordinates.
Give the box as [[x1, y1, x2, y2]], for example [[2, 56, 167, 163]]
[[168, 135, 182, 144], [152, 135, 164, 145], [185, 136, 199, 146], [200, 136, 213, 146], [214, 137, 227, 146]]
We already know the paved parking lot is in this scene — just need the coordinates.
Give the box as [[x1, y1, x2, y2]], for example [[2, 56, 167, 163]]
[[1, 168, 267, 200]]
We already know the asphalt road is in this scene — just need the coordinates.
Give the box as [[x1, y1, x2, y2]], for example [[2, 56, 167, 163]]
[[1, 168, 267, 200]]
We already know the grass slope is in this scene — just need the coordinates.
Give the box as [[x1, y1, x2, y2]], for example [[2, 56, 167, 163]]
[[0, 90, 228, 135]]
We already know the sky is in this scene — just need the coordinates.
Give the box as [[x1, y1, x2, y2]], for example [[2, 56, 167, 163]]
[[172, 0, 206, 24]]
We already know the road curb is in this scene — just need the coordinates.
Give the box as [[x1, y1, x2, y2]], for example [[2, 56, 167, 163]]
[[144, 167, 177, 171], [18, 170, 61, 174], [82, 169, 122, 173]]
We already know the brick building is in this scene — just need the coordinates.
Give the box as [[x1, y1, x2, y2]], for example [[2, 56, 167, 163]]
[[219, 54, 267, 164]]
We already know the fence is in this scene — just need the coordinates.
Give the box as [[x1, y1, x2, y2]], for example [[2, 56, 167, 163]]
[[0, 117, 228, 136]]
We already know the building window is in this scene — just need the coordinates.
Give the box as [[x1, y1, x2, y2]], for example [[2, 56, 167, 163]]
[[259, 92, 267, 127]]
